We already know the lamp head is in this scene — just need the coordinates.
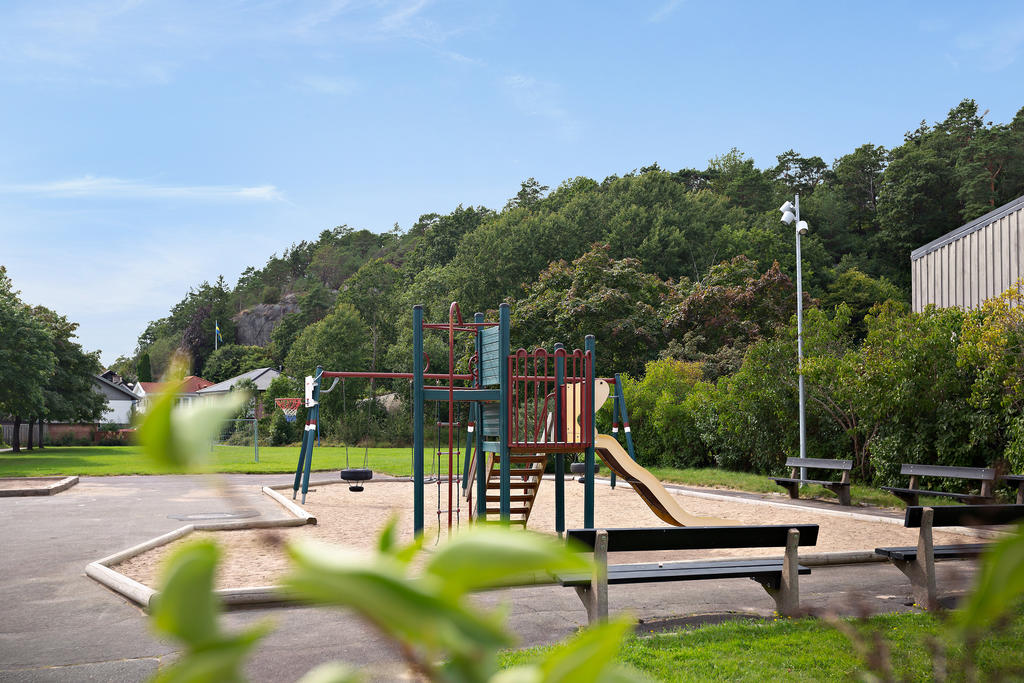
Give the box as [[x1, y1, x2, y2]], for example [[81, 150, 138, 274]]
[[796, 220, 809, 235], [779, 200, 797, 225]]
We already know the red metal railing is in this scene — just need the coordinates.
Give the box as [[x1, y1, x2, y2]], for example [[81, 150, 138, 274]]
[[508, 348, 593, 453]]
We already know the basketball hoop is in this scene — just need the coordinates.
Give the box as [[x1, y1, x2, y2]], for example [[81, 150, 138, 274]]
[[274, 397, 303, 423]]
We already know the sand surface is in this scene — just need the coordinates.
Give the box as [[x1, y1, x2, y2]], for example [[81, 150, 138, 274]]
[[115, 479, 979, 590]]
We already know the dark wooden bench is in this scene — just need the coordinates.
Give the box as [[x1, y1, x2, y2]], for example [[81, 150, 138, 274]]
[[880, 464, 996, 507], [1001, 474, 1024, 504], [557, 525, 819, 623], [875, 504, 1024, 610], [771, 457, 853, 506]]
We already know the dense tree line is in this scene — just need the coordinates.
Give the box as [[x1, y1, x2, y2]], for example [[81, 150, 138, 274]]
[[124, 100, 1024, 464], [0, 267, 105, 452]]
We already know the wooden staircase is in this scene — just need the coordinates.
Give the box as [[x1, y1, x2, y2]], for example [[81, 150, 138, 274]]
[[466, 452, 547, 526]]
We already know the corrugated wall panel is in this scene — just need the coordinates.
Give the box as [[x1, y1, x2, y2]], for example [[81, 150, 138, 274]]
[[911, 200, 1024, 310]]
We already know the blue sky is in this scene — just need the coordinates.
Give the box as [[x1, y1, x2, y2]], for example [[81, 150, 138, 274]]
[[2, 1, 1023, 365]]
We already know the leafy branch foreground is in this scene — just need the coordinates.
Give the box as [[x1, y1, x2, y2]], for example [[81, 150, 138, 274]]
[[139, 359, 1024, 682]]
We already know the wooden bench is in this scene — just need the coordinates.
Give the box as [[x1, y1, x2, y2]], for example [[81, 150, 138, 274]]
[[771, 457, 853, 506], [557, 525, 819, 623], [880, 464, 996, 507], [875, 504, 1024, 610], [1001, 474, 1024, 504]]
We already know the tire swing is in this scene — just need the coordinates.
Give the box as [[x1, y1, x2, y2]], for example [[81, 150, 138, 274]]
[[569, 455, 601, 483], [339, 381, 373, 492]]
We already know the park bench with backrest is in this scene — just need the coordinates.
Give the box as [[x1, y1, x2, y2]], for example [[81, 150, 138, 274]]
[[771, 457, 853, 506], [557, 525, 819, 624], [875, 504, 1024, 610], [880, 464, 996, 507], [1001, 474, 1024, 504]]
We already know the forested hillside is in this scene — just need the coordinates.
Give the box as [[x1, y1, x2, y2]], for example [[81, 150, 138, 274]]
[[113, 99, 1024, 480], [119, 99, 1024, 383]]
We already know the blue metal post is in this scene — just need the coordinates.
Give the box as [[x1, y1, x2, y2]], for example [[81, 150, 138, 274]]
[[413, 306, 425, 536], [498, 303, 511, 524], [584, 335, 596, 528], [300, 366, 322, 504], [474, 312, 487, 520]]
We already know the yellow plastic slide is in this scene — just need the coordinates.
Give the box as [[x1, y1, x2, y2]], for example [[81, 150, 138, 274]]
[[593, 433, 734, 526], [567, 379, 735, 526]]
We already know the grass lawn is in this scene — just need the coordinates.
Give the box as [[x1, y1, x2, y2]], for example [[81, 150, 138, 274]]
[[0, 445, 450, 477], [502, 611, 1024, 681]]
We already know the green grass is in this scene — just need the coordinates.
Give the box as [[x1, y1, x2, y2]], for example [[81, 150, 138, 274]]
[[645, 465, 955, 509], [502, 611, 1024, 681], [0, 445, 447, 477]]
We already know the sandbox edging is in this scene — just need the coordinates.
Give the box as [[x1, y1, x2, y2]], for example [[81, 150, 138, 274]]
[[86, 485, 318, 609], [0, 475, 79, 497]]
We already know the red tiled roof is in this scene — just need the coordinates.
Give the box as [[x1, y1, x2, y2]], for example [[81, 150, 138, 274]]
[[181, 376, 214, 393], [139, 376, 213, 395]]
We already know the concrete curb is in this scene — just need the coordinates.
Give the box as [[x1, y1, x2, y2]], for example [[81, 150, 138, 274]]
[[85, 485, 317, 610], [0, 475, 78, 497]]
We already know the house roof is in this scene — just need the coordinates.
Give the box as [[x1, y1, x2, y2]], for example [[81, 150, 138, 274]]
[[137, 376, 214, 396], [197, 367, 282, 394], [93, 374, 140, 401]]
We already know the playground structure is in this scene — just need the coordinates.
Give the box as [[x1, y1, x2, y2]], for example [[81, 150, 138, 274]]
[[291, 301, 732, 535]]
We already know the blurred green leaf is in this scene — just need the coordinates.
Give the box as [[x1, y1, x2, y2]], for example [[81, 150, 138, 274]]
[[152, 627, 267, 683], [138, 381, 249, 472], [424, 528, 591, 597], [150, 540, 269, 683], [296, 662, 363, 683], [536, 618, 646, 683], [957, 524, 1024, 633], [151, 540, 222, 647], [284, 539, 512, 654]]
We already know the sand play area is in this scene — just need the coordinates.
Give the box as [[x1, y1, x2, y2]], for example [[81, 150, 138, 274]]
[[113, 478, 982, 591]]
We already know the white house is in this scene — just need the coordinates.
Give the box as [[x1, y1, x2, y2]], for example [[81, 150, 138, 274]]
[[94, 374, 141, 424], [133, 375, 214, 412], [196, 367, 282, 418]]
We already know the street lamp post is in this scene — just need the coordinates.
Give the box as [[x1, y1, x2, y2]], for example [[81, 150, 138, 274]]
[[780, 197, 808, 482]]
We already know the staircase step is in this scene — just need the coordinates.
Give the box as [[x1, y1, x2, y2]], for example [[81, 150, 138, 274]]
[[485, 507, 530, 515], [509, 455, 547, 464], [486, 481, 537, 490], [485, 494, 532, 502]]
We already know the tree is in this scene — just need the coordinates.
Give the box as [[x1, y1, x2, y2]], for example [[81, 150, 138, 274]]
[[772, 149, 830, 197], [137, 353, 153, 382], [504, 177, 549, 211], [0, 268, 55, 452], [663, 257, 797, 380], [33, 306, 105, 436], [201, 344, 272, 384], [820, 268, 903, 340], [269, 312, 306, 365], [284, 303, 370, 425], [338, 259, 401, 378], [512, 245, 670, 377]]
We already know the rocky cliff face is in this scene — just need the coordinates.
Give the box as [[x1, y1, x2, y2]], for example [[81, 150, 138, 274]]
[[232, 294, 299, 346]]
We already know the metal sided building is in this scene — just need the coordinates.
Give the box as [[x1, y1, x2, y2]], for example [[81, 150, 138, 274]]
[[911, 194, 1024, 312]]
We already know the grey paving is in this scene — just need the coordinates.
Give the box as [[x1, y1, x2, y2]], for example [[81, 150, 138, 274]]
[[0, 474, 980, 682]]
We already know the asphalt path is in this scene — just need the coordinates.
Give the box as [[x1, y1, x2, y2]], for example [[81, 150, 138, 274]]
[[0, 474, 979, 682]]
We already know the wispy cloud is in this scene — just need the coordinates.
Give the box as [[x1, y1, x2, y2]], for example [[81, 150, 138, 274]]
[[503, 74, 581, 141], [954, 17, 1024, 70], [649, 0, 685, 23], [299, 74, 357, 95], [0, 176, 285, 201]]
